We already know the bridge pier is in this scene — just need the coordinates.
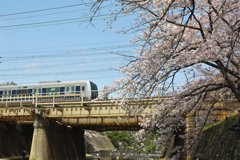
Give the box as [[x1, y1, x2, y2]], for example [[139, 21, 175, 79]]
[[29, 115, 51, 160], [29, 115, 86, 160], [73, 127, 86, 160]]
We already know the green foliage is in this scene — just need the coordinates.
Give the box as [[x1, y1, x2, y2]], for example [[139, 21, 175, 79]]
[[225, 153, 229, 158], [107, 131, 159, 154], [138, 134, 161, 154], [107, 131, 161, 154], [107, 131, 134, 149]]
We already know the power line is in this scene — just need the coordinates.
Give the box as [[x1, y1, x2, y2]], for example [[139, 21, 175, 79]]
[[0, 39, 129, 51], [0, 69, 117, 76], [0, 4, 114, 22], [1, 43, 138, 59], [0, 58, 125, 72], [0, 9, 87, 22], [0, 12, 137, 30], [0, 2, 95, 17]]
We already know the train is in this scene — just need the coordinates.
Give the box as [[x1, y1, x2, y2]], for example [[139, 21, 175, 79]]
[[0, 81, 98, 101]]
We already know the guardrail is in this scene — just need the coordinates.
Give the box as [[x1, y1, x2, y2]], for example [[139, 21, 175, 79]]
[[0, 88, 174, 108], [0, 90, 100, 107]]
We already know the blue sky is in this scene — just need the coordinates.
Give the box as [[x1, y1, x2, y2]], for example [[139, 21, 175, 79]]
[[0, 0, 187, 90]]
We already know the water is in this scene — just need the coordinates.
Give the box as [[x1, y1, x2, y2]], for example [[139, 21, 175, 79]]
[[88, 150, 162, 160]]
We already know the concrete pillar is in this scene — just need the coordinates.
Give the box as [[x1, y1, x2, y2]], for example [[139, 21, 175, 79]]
[[29, 115, 52, 160], [20, 123, 34, 157], [72, 127, 86, 160], [29, 115, 87, 160], [0, 121, 12, 157]]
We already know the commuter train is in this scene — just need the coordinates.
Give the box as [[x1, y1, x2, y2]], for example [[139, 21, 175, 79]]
[[0, 81, 98, 101]]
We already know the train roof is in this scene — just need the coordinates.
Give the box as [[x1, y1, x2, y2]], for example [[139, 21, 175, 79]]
[[0, 81, 92, 89]]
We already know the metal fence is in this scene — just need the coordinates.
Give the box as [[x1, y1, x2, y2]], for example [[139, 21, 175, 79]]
[[0, 87, 177, 107], [0, 90, 101, 107]]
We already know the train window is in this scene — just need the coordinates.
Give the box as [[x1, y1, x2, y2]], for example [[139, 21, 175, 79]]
[[66, 86, 70, 95], [3, 90, 11, 96], [28, 89, 33, 94], [12, 90, 16, 95], [16, 89, 28, 94], [5, 90, 11, 95], [66, 86, 74, 94], [42, 88, 47, 95], [71, 86, 74, 94], [60, 87, 65, 95], [3, 91, 8, 97], [82, 86, 85, 91], [34, 89, 41, 94], [76, 86, 81, 94], [90, 82, 98, 90]]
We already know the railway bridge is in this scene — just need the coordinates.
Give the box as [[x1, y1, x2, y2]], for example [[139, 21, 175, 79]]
[[0, 92, 231, 160], [0, 92, 157, 160]]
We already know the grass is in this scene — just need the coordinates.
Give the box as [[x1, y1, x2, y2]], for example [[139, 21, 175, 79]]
[[202, 110, 239, 131]]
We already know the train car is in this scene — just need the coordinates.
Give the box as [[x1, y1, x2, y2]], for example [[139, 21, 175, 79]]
[[0, 81, 98, 102]]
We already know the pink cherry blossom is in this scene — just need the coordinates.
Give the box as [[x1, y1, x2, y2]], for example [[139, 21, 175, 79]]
[[90, 0, 240, 159]]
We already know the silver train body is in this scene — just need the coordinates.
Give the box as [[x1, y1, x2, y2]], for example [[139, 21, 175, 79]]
[[0, 81, 98, 100]]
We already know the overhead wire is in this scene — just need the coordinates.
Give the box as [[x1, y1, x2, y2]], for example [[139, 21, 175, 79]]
[[0, 12, 138, 31], [0, 4, 114, 22], [0, 39, 129, 51], [0, 2, 137, 83], [2, 44, 138, 61], [1, 43, 137, 54], [1, 57, 127, 72], [0, 2, 96, 17]]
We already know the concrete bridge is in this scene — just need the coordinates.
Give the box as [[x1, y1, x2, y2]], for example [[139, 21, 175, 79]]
[[0, 92, 232, 160], [0, 92, 158, 160]]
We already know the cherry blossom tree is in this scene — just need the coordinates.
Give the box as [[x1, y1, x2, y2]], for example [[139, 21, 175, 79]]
[[89, 0, 240, 159]]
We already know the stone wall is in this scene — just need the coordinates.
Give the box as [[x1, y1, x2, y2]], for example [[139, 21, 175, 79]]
[[191, 114, 240, 160]]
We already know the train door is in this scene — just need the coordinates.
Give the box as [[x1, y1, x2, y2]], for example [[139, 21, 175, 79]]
[[33, 89, 41, 102], [3, 90, 11, 101], [66, 86, 74, 95], [33, 88, 41, 95], [66, 86, 74, 102]]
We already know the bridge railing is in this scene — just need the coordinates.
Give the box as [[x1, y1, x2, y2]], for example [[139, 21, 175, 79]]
[[0, 88, 175, 107], [0, 90, 102, 107]]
